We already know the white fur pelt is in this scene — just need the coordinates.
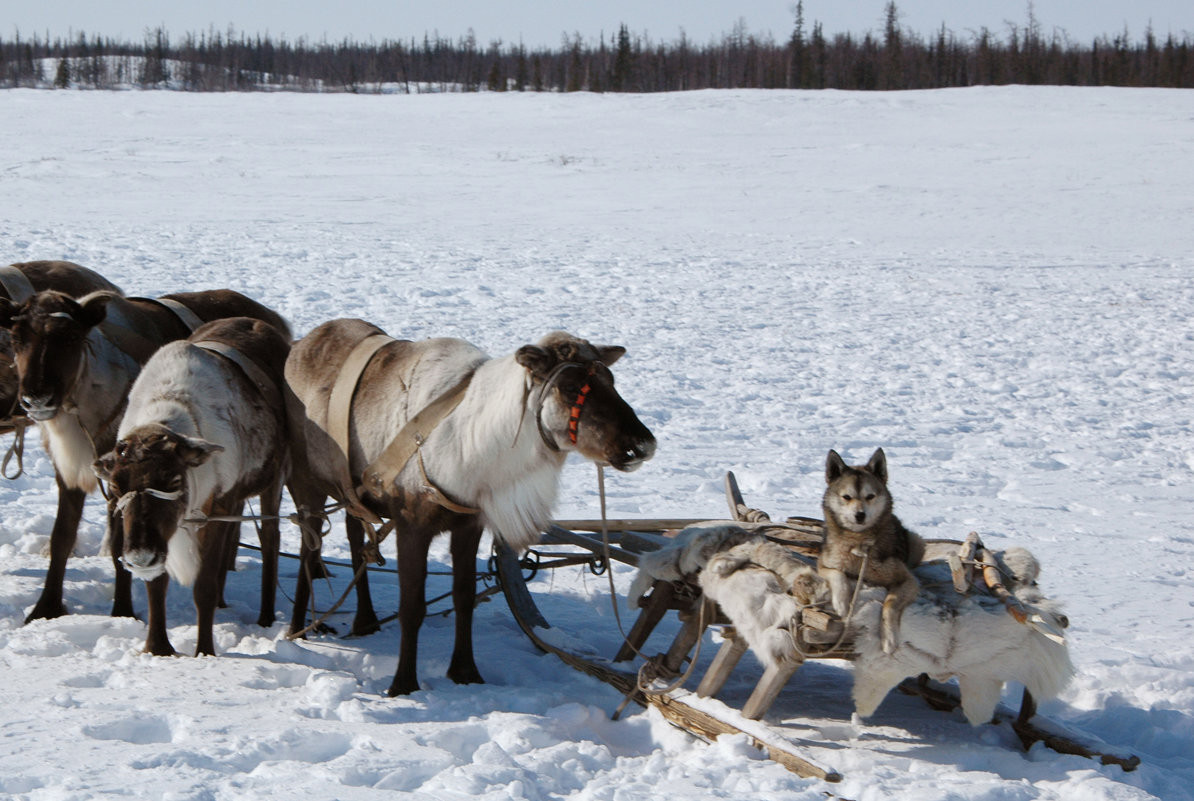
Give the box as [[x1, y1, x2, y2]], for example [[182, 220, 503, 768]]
[[631, 526, 1073, 727], [849, 547, 1074, 726], [628, 523, 827, 670], [699, 539, 829, 669], [627, 523, 760, 607]]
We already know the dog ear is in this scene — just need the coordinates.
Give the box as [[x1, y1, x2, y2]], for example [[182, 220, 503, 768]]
[[865, 448, 888, 484], [825, 449, 847, 483]]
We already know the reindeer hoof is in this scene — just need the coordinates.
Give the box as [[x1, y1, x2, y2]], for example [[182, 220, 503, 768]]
[[447, 664, 485, 686], [143, 642, 178, 657], [387, 677, 420, 697], [350, 613, 381, 638], [24, 601, 69, 624]]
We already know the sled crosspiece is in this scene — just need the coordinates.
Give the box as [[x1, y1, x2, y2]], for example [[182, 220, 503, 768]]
[[494, 471, 1141, 781]]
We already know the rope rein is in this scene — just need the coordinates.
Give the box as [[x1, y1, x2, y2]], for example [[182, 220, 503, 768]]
[[591, 462, 708, 719], [786, 545, 870, 660]]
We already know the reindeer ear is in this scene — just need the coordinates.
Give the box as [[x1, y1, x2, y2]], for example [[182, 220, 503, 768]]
[[825, 449, 847, 483], [77, 293, 116, 329], [595, 345, 626, 366], [93, 451, 117, 482], [865, 448, 888, 484], [515, 344, 555, 379], [0, 299, 20, 329], [177, 436, 224, 468]]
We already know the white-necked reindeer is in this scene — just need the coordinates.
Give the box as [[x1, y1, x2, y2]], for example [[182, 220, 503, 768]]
[[93, 317, 292, 656], [285, 320, 657, 695]]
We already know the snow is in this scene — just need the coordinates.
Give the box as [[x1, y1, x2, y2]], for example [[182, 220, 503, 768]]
[[2, 84, 1193, 800]]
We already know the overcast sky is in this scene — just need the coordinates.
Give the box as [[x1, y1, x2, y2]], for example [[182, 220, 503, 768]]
[[4, 1, 1190, 47]]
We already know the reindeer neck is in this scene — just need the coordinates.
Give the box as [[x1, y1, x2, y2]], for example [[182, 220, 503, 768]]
[[421, 355, 565, 550]]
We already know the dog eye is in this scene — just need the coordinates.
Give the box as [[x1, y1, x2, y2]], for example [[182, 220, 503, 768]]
[[865, 494, 876, 501], [841, 494, 853, 501]]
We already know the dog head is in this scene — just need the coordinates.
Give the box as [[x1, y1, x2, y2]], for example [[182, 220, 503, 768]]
[[822, 448, 891, 533]]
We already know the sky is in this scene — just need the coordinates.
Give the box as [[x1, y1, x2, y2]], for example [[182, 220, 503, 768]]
[[3, 0, 1190, 48]]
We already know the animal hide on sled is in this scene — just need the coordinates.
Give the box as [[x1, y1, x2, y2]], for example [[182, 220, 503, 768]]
[[631, 524, 1073, 727], [848, 547, 1073, 726], [629, 523, 830, 669]]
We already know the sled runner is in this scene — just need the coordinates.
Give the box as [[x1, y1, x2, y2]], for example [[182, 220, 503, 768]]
[[494, 472, 1141, 782]]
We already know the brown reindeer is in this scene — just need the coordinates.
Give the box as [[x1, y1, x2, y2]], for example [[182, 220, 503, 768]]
[[0, 260, 123, 434], [92, 317, 292, 656], [0, 288, 290, 624], [285, 321, 656, 695]]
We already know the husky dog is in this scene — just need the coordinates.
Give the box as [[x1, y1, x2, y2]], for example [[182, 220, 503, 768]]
[[819, 448, 924, 654]]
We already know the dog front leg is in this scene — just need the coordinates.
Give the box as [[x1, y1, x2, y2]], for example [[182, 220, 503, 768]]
[[820, 567, 855, 618], [880, 571, 920, 654]]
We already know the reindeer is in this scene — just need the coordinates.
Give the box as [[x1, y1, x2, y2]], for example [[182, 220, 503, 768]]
[[92, 317, 292, 656], [285, 321, 656, 695], [0, 260, 123, 435], [0, 288, 290, 624]]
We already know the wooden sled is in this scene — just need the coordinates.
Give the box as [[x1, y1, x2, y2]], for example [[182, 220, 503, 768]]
[[494, 472, 1140, 781]]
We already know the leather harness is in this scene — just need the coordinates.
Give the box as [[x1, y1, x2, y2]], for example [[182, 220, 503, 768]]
[[326, 332, 480, 523], [191, 339, 283, 414]]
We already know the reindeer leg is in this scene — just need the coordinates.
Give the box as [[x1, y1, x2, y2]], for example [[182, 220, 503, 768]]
[[446, 520, 485, 686], [25, 477, 86, 622], [286, 486, 327, 638], [193, 516, 234, 657], [143, 574, 176, 656], [345, 515, 380, 637], [388, 528, 432, 697], [255, 480, 283, 628], [107, 493, 136, 619], [216, 507, 243, 609]]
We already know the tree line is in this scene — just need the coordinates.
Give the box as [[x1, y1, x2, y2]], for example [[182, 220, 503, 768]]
[[3, 3, 1192, 92]]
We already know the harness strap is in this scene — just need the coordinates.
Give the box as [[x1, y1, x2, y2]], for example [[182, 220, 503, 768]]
[[190, 340, 283, 413], [327, 333, 394, 526], [147, 297, 205, 333], [95, 313, 167, 365], [415, 449, 481, 515], [362, 370, 477, 513], [0, 265, 36, 303]]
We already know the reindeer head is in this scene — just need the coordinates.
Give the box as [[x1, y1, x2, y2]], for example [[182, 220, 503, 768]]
[[93, 426, 222, 581], [515, 332, 656, 472], [0, 291, 115, 422]]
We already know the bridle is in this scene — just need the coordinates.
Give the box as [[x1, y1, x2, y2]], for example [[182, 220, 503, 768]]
[[531, 361, 605, 452], [112, 486, 184, 516]]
